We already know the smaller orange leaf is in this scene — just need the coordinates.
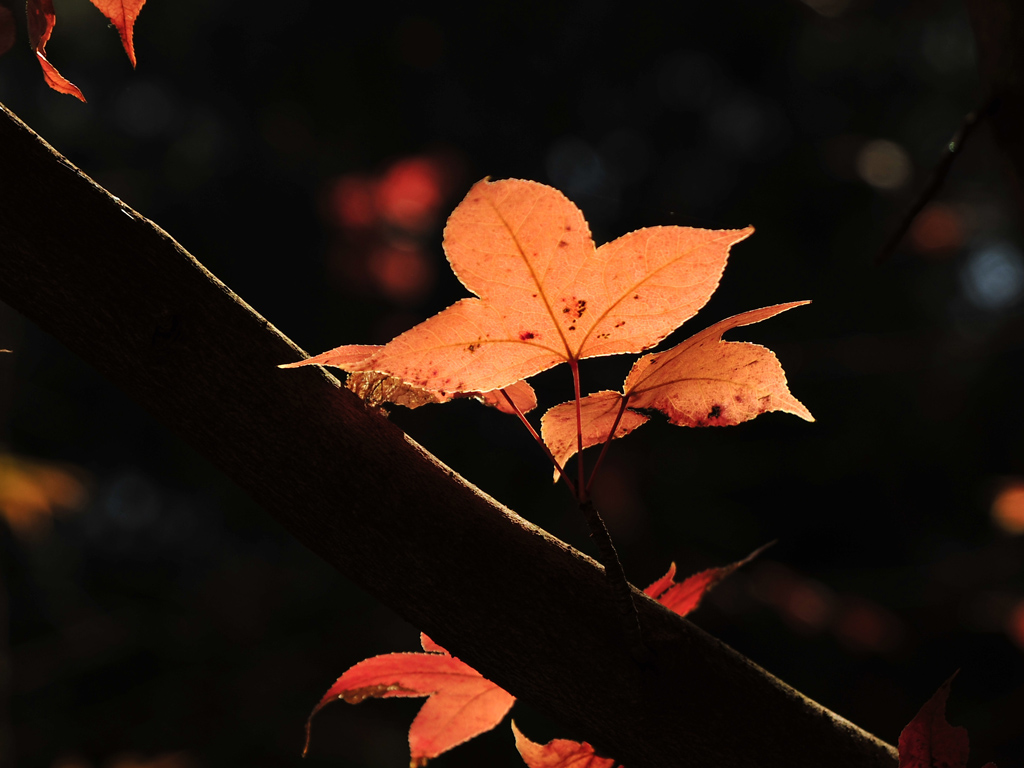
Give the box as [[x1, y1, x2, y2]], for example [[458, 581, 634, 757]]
[[512, 722, 619, 768], [87, 0, 147, 67], [540, 392, 648, 481], [623, 302, 814, 427], [541, 303, 812, 471], [644, 543, 772, 618], [304, 633, 515, 764]]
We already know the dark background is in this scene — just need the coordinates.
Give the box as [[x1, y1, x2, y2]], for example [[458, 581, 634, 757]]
[[1, 0, 1023, 766]]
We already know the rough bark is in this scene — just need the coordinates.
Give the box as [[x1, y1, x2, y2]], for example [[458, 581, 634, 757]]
[[0, 102, 898, 767]]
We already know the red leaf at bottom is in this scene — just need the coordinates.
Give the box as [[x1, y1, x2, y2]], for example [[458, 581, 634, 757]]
[[897, 674, 975, 768], [305, 633, 515, 765], [512, 722, 619, 768]]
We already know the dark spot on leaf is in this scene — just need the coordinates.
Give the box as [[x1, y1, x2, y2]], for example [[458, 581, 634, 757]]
[[532, 293, 537, 298], [633, 294, 640, 300], [576, 299, 587, 316], [519, 331, 536, 340], [558, 240, 568, 247], [734, 395, 743, 402], [563, 307, 571, 313], [467, 344, 478, 353], [565, 225, 572, 231], [568, 326, 576, 331], [614, 320, 626, 328], [709, 405, 722, 419]]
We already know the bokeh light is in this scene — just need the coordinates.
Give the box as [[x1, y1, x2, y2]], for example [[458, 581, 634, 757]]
[[856, 139, 912, 190], [992, 480, 1024, 535]]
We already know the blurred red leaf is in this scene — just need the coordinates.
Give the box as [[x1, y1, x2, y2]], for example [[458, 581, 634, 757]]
[[897, 674, 995, 768], [304, 633, 515, 764], [26, 0, 85, 101], [0, 6, 15, 56], [645, 543, 771, 618], [375, 157, 447, 232], [0, 453, 88, 539], [512, 722, 619, 768], [87, 0, 146, 67], [542, 303, 813, 470], [291, 178, 749, 394]]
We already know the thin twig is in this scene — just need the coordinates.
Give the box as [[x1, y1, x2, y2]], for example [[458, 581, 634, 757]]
[[586, 394, 630, 495], [499, 388, 577, 498], [877, 96, 998, 264], [579, 499, 648, 663], [570, 360, 586, 501]]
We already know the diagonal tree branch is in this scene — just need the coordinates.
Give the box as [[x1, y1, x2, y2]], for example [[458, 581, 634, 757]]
[[0, 101, 897, 768]]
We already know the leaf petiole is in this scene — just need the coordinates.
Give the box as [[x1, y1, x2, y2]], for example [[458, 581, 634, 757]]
[[499, 388, 578, 499], [569, 359, 585, 502], [586, 393, 630, 495]]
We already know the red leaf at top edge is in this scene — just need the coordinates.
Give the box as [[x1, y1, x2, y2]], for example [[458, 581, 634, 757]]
[[87, 0, 147, 67]]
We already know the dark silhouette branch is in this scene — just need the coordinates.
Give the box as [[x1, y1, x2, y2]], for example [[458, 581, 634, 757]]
[[0, 102, 897, 768], [877, 97, 997, 264], [968, 0, 1024, 212]]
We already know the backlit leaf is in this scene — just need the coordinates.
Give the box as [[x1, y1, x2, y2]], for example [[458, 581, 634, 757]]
[[541, 392, 649, 480], [26, 0, 85, 101], [295, 178, 750, 394], [624, 302, 813, 426], [87, 0, 147, 67], [304, 633, 515, 764], [897, 674, 980, 768], [512, 722, 619, 768], [544, 303, 813, 468], [644, 543, 772, 618]]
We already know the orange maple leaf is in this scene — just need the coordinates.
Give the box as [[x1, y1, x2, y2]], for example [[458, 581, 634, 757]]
[[284, 178, 750, 394], [304, 633, 515, 765], [541, 302, 814, 475]]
